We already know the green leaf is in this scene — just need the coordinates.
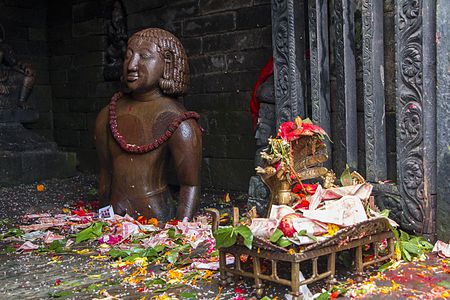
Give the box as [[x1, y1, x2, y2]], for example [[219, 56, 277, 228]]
[[0, 228, 24, 240], [297, 229, 307, 236], [403, 241, 421, 255], [379, 209, 390, 218], [316, 291, 330, 300], [389, 225, 399, 239], [108, 248, 131, 259], [399, 230, 410, 242], [340, 164, 353, 186], [378, 260, 394, 272], [180, 292, 197, 299], [75, 222, 104, 244], [48, 240, 66, 253], [48, 290, 74, 298], [401, 246, 412, 261], [145, 278, 166, 287], [270, 229, 284, 243], [0, 245, 16, 254], [260, 297, 272, 300], [167, 250, 179, 264], [235, 225, 253, 250], [143, 247, 158, 258], [418, 240, 433, 250], [154, 244, 166, 253], [168, 228, 176, 239], [213, 227, 237, 249], [276, 237, 292, 248], [437, 280, 450, 289], [86, 284, 101, 292]]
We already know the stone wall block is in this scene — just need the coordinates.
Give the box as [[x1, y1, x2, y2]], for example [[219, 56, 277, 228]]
[[69, 98, 108, 113], [72, 1, 100, 23], [188, 75, 206, 94], [50, 55, 73, 71], [226, 49, 271, 72], [203, 29, 268, 53], [28, 85, 53, 111], [202, 134, 227, 157], [54, 112, 87, 130], [50, 70, 68, 84], [28, 27, 47, 41], [183, 12, 236, 37], [55, 129, 81, 147], [236, 5, 271, 30], [184, 91, 252, 112], [53, 83, 89, 98], [124, 0, 165, 15], [203, 71, 256, 93], [199, 0, 252, 15], [73, 51, 106, 68], [207, 158, 254, 190], [205, 111, 253, 135], [180, 37, 203, 56], [72, 18, 105, 38], [189, 54, 226, 75], [48, 24, 72, 42], [69, 66, 105, 83]]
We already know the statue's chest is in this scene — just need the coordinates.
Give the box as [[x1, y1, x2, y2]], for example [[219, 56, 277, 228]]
[[110, 104, 181, 152]]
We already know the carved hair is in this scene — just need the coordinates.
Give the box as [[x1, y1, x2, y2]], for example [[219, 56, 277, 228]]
[[130, 28, 189, 96]]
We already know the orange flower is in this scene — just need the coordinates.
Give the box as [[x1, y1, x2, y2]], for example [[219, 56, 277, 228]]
[[148, 218, 158, 227], [36, 184, 45, 192], [137, 216, 147, 224]]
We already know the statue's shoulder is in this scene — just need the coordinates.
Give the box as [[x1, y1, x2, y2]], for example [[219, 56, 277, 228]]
[[154, 96, 186, 114]]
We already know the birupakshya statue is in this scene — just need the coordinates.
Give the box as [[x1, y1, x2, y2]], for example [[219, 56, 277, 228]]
[[95, 28, 202, 223]]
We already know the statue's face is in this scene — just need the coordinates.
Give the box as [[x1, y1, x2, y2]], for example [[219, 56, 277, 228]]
[[123, 38, 164, 93]]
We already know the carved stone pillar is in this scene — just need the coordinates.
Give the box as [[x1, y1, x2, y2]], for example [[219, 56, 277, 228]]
[[395, 0, 436, 238], [271, 0, 306, 128], [436, 0, 450, 241]]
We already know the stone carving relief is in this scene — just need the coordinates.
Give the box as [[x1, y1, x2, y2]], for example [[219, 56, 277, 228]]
[[396, 0, 427, 234], [103, 0, 127, 81], [0, 24, 35, 113]]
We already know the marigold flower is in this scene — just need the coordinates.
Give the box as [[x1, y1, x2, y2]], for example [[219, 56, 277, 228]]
[[36, 184, 45, 192]]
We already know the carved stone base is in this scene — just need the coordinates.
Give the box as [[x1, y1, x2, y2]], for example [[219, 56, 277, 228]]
[[0, 123, 77, 186], [247, 176, 271, 217]]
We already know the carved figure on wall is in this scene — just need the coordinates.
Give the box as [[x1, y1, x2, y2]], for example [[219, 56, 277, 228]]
[[248, 58, 276, 216], [95, 28, 202, 222], [103, 0, 127, 81], [0, 24, 35, 111]]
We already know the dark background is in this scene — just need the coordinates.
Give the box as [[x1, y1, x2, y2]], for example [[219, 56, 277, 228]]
[[0, 0, 273, 191]]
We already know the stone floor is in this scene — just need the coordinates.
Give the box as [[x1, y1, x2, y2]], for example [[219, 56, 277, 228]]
[[0, 174, 448, 299]]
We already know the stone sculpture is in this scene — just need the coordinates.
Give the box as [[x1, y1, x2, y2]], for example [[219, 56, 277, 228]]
[[248, 73, 276, 217], [0, 24, 76, 185], [95, 28, 202, 222], [0, 24, 35, 113], [103, 0, 127, 81]]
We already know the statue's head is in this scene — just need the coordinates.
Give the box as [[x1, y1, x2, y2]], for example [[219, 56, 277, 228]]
[[123, 28, 189, 96]]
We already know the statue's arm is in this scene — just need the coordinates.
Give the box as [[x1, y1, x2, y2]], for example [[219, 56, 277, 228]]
[[168, 119, 202, 220], [95, 107, 112, 206]]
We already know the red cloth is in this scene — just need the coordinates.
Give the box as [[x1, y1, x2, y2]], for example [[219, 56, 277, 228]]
[[250, 57, 274, 130]]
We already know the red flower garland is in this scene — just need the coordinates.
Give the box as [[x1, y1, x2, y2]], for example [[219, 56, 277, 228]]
[[109, 92, 200, 154]]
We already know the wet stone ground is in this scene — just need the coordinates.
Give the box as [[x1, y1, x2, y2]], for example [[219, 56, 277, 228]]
[[0, 174, 448, 299], [0, 174, 293, 299]]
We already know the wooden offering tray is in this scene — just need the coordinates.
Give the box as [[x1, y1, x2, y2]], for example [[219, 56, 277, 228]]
[[208, 209, 395, 299]]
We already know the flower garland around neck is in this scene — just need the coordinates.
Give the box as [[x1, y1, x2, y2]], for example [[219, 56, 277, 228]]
[[109, 91, 200, 154]]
